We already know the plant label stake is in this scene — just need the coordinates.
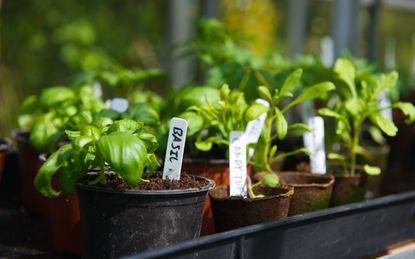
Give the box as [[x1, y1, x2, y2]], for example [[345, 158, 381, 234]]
[[163, 117, 188, 180], [229, 131, 247, 197], [245, 99, 268, 158], [110, 98, 129, 113], [303, 116, 326, 174], [93, 81, 103, 97]]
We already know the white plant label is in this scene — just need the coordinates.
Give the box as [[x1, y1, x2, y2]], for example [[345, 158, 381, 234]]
[[229, 131, 247, 197], [110, 98, 129, 113], [378, 91, 393, 121], [245, 98, 269, 158], [93, 81, 103, 97], [162, 117, 188, 180], [303, 116, 326, 174]]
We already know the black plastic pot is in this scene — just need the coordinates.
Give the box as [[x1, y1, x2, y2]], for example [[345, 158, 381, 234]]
[[77, 174, 215, 258], [0, 138, 11, 183]]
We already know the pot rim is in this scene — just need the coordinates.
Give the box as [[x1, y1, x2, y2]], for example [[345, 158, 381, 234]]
[[0, 138, 12, 151], [279, 172, 335, 188], [77, 171, 215, 195], [208, 185, 294, 203], [11, 128, 30, 143], [182, 157, 228, 164], [331, 173, 368, 179]]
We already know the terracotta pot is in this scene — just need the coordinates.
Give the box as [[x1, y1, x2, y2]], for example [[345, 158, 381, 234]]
[[209, 185, 293, 232], [0, 138, 11, 183], [38, 154, 82, 255], [12, 129, 52, 218], [182, 159, 228, 235], [330, 173, 368, 206], [279, 172, 334, 216]]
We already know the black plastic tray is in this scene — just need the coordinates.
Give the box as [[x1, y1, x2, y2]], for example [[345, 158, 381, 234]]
[[127, 190, 415, 259]]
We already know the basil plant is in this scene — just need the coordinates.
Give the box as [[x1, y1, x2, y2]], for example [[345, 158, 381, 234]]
[[35, 118, 160, 198], [319, 58, 415, 175], [18, 84, 106, 153], [246, 69, 335, 179]]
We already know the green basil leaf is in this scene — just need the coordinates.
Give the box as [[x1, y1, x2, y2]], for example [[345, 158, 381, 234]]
[[66, 110, 93, 131], [40, 86, 76, 109], [137, 132, 159, 153], [179, 111, 204, 137], [108, 119, 143, 134], [122, 103, 160, 126], [97, 132, 148, 186], [59, 149, 93, 195], [34, 144, 73, 197]]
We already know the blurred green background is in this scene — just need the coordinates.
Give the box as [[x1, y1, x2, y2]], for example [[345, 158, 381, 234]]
[[1, 0, 415, 136]]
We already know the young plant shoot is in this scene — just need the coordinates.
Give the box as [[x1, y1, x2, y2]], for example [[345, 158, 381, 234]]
[[318, 58, 415, 175], [246, 69, 335, 186]]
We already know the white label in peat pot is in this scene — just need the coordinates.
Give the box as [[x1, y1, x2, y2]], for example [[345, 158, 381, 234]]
[[162, 117, 188, 180], [110, 98, 129, 113], [245, 99, 269, 158], [303, 116, 326, 174], [229, 131, 247, 197]]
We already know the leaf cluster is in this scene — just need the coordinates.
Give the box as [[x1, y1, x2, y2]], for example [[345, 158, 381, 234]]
[[35, 118, 160, 198]]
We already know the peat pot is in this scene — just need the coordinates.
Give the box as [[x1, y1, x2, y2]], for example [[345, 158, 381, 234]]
[[330, 173, 368, 206], [209, 185, 293, 232], [279, 172, 334, 216], [77, 174, 214, 258]]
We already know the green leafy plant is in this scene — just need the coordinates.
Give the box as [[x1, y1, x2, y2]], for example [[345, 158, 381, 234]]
[[181, 84, 248, 152], [181, 84, 285, 198], [18, 85, 106, 152], [318, 58, 415, 175], [246, 69, 335, 179], [35, 118, 160, 198], [94, 66, 167, 99]]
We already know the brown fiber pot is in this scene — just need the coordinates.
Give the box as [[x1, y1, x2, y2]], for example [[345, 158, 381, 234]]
[[279, 172, 334, 216], [0, 138, 11, 183], [12, 129, 52, 218], [330, 173, 368, 206], [209, 185, 293, 232], [182, 158, 251, 235]]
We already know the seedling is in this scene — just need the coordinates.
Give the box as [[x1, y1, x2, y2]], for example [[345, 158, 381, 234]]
[[318, 58, 415, 175], [246, 69, 335, 182]]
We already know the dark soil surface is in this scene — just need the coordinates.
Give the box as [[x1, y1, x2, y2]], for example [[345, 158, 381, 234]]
[[81, 171, 210, 191]]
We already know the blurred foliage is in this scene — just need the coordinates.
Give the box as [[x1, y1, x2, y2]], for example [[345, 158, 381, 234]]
[[219, 0, 279, 55], [0, 0, 166, 136]]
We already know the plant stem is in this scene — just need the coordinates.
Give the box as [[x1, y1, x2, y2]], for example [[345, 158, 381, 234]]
[[350, 123, 360, 175]]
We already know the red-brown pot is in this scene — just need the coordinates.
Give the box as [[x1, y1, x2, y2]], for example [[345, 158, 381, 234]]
[[12, 129, 52, 218], [39, 153, 82, 255], [0, 138, 11, 183]]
